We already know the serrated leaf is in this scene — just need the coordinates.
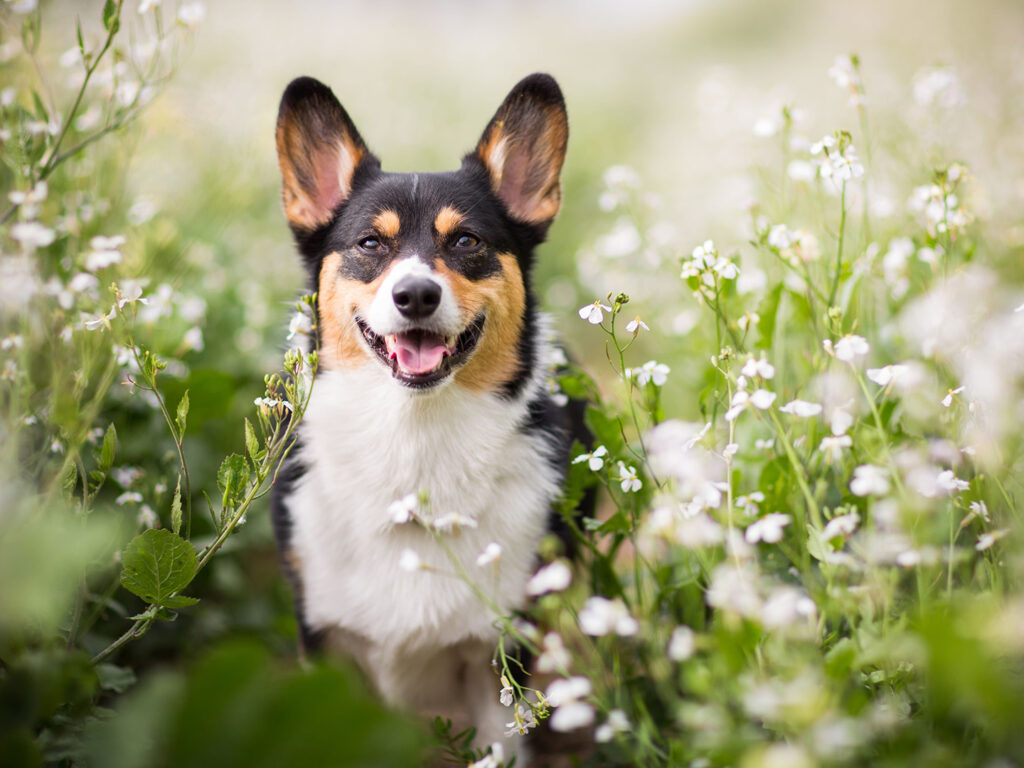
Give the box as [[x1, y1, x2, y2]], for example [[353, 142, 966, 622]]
[[96, 663, 136, 693], [217, 453, 250, 510], [119, 529, 197, 607], [244, 418, 259, 463], [170, 476, 182, 535], [175, 390, 189, 437], [99, 423, 117, 471]]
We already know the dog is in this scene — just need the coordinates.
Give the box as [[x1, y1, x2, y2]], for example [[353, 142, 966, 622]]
[[270, 73, 577, 756]]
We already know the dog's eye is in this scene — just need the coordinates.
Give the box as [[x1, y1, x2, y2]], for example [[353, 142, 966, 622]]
[[358, 237, 382, 252], [454, 233, 480, 249]]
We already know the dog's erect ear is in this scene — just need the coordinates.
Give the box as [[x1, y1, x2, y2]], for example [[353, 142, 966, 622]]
[[470, 73, 568, 227], [276, 77, 375, 232]]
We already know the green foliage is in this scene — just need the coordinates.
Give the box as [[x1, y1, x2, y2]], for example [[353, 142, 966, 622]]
[[119, 529, 199, 609]]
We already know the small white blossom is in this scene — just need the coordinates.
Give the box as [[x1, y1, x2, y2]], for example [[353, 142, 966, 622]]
[[595, 709, 630, 743], [398, 548, 423, 572], [526, 560, 572, 596], [573, 445, 608, 471], [941, 386, 964, 408], [967, 500, 990, 524], [741, 356, 775, 380], [546, 677, 595, 732], [779, 399, 823, 417], [745, 513, 792, 544], [625, 316, 649, 334], [850, 465, 890, 497], [431, 512, 478, 532], [578, 300, 612, 325], [723, 442, 739, 462], [578, 596, 639, 637], [820, 434, 852, 463], [136, 505, 158, 529], [831, 334, 870, 362], [476, 542, 502, 567], [935, 470, 969, 494], [499, 677, 514, 707], [537, 632, 570, 673], [386, 493, 419, 524], [177, 2, 205, 26], [630, 360, 670, 386], [830, 406, 854, 436], [618, 461, 642, 492], [822, 512, 860, 540], [976, 529, 1010, 551], [667, 625, 696, 661], [287, 311, 312, 340], [11, 221, 56, 250], [504, 703, 538, 736], [116, 491, 143, 506], [750, 389, 776, 410]]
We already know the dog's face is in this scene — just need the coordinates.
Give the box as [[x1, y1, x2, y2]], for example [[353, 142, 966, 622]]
[[275, 75, 568, 394]]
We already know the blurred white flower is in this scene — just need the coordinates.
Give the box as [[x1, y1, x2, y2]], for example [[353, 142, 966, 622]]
[[850, 465, 890, 496], [579, 596, 638, 637], [136, 505, 158, 529], [667, 625, 696, 661], [625, 316, 649, 334], [11, 222, 56, 250], [779, 399, 823, 417], [819, 434, 852, 463], [287, 311, 312, 340], [750, 389, 776, 410], [546, 677, 595, 732], [630, 360, 669, 386], [431, 512, 478, 532], [745, 513, 792, 544], [177, 2, 205, 27], [822, 512, 860, 540], [935, 470, 969, 494], [912, 65, 965, 108], [595, 709, 630, 743], [762, 586, 817, 629], [830, 334, 870, 362], [476, 542, 502, 567], [526, 560, 572, 596], [941, 385, 964, 408], [386, 493, 419, 524], [741, 356, 775, 380], [537, 632, 570, 673], [706, 564, 762, 618], [398, 548, 423, 572], [976, 529, 1010, 551]]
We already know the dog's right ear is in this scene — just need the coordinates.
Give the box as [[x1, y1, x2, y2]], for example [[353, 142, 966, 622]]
[[276, 77, 376, 232]]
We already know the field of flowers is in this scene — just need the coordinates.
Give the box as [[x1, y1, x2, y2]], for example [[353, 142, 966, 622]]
[[2, 1, 1024, 767]]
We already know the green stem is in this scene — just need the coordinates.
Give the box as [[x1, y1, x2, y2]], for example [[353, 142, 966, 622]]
[[828, 181, 848, 309]]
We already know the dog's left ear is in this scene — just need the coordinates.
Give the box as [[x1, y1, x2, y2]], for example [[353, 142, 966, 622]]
[[469, 73, 568, 228]]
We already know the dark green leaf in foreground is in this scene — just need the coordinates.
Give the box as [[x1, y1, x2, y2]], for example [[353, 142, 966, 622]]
[[119, 529, 197, 607]]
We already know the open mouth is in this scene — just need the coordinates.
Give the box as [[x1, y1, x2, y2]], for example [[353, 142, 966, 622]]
[[355, 314, 485, 389]]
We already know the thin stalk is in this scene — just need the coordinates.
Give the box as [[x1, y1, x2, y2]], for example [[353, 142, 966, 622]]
[[828, 181, 848, 309]]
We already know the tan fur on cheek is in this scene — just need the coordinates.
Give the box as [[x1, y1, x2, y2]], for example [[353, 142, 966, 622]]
[[317, 252, 383, 370], [441, 253, 526, 393]]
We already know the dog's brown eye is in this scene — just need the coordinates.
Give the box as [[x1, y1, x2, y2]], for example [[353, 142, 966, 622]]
[[358, 237, 382, 252], [454, 233, 480, 249]]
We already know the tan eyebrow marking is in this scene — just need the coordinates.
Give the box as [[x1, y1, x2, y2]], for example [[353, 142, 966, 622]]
[[372, 209, 401, 239], [434, 205, 465, 238]]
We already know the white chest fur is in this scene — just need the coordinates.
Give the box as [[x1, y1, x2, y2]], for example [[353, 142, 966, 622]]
[[286, 364, 561, 652]]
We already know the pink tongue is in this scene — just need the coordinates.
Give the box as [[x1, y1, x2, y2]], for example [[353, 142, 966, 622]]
[[395, 332, 448, 375]]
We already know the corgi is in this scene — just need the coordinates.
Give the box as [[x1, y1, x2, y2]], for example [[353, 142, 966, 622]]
[[270, 73, 575, 755]]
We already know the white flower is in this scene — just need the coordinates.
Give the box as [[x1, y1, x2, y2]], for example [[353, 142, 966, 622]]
[[667, 625, 696, 661], [398, 548, 423, 572], [737, 311, 760, 331], [386, 493, 419, 524], [741, 356, 775, 380], [831, 334, 870, 362], [573, 445, 608, 471], [177, 2, 205, 26], [820, 434, 852, 463], [11, 221, 56, 249], [768, 224, 795, 249], [618, 461, 642, 493], [822, 512, 860, 540], [753, 116, 779, 137], [750, 389, 776, 410], [578, 300, 611, 325], [550, 700, 594, 732], [850, 465, 890, 497], [976, 529, 1010, 551], [595, 709, 630, 743], [779, 399, 823, 417], [499, 677, 514, 707], [183, 326, 204, 352], [82, 307, 116, 331], [468, 744, 505, 768], [745, 513, 792, 544], [578, 596, 638, 636], [828, 55, 858, 89], [136, 505, 158, 529], [526, 560, 572, 596], [116, 279, 149, 309], [431, 512, 478, 532], [967, 500, 990, 524], [537, 632, 570, 673], [139, 0, 160, 12], [116, 491, 143, 506], [762, 587, 817, 629], [253, 397, 293, 413], [935, 470, 969, 494], [545, 676, 592, 707], [476, 542, 502, 567], [631, 360, 670, 386], [287, 311, 312, 340], [867, 364, 910, 388], [830, 406, 854, 436], [625, 316, 649, 334], [504, 703, 538, 736], [723, 442, 739, 462], [941, 385, 964, 408]]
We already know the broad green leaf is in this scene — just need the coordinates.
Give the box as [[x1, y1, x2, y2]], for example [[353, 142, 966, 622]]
[[217, 454, 250, 510], [170, 477, 182, 535], [96, 663, 137, 693], [99, 423, 117, 471], [175, 390, 189, 437], [120, 529, 198, 607], [162, 595, 200, 609], [584, 407, 625, 455], [102, 0, 119, 33]]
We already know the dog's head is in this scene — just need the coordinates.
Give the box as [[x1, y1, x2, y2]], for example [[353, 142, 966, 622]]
[[275, 74, 568, 395]]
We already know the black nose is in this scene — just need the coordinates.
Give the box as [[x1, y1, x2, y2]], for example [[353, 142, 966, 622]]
[[392, 276, 442, 320]]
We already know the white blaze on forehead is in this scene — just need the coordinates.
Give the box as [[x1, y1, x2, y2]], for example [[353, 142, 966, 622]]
[[366, 256, 461, 335]]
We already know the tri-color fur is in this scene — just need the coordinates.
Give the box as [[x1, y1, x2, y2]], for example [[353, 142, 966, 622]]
[[270, 74, 574, 753]]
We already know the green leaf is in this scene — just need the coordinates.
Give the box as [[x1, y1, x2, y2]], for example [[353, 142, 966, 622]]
[[756, 283, 783, 350], [175, 390, 189, 437], [170, 477, 182, 536], [99, 423, 117, 471], [161, 595, 200, 609], [60, 461, 78, 499], [96, 663, 137, 693], [76, 17, 86, 55], [217, 454, 250, 510], [119, 529, 198, 607], [584, 406, 625, 455], [31, 89, 48, 122], [244, 418, 259, 463], [102, 0, 119, 33]]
